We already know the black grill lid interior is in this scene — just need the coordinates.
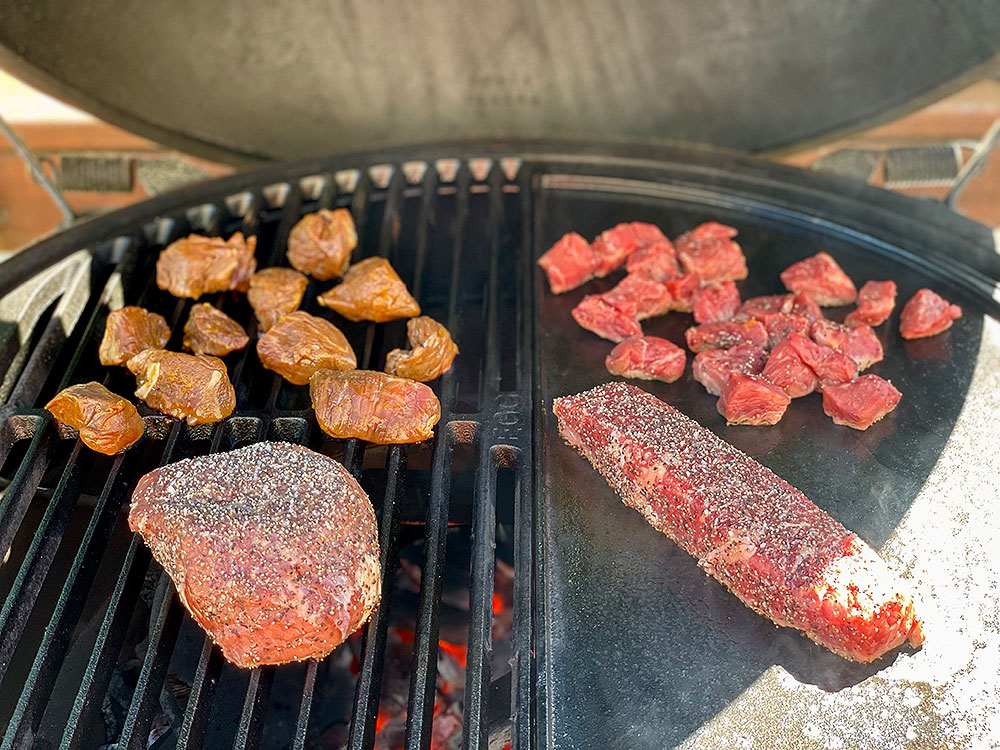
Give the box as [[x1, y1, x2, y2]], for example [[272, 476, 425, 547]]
[[1, 1, 998, 162]]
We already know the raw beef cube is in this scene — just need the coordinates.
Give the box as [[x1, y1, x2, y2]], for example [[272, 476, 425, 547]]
[[759, 312, 811, 348], [822, 375, 902, 430], [811, 319, 883, 370], [692, 342, 768, 396], [571, 296, 642, 342], [846, 280, 897, 327], [692, 281, 741, 324], [739, 294, 793, 317], [787, 332, 858, 387], [605, 336, 686, 382], [592, 224, 643, 277], [626, 222, 669, 246], [685, 318, 768, 352], [780, 252, 857, 306], [664, 272, 701, 312], [899, 288, 962, 339], [676, 223, 748, 284], [537, 232, 598, 294], [626, 240, 682, 281], [761, 338, 818, 398], [789, 292, 823, 322], [601, 274, 674, 320], [717, 372, 791, 426]]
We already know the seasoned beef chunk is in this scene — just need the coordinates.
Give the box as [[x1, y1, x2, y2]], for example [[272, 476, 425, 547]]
[[717, 372, 791, 425], [571, 296, 642, 342], [822, 375, 902, 430], [126, 349, 235, 425], [129, 442, 380, 667], [600, 274, 674, 320], [779, 252, 857, 306], [626, 239, 682, 281], [182, 303, 249, 356], [317, 257, 420, 322], [739, 294, 793, 317], [759, 312, 811, 348], [310, 369, 440, 444], [605, 336, 686, 382], [899, 288, 962, 339], [286, 208, 357, 281], [846, 280, 897, 327], [99, 306, 171, 366], [761, 338, 818, 398], [811, 319, 883, 370], [156, 232, 257, 299], [257, 311, 356, 385], [591, 223, 643, 277], [692, 281, 741, 324], [537, 232, 598, 294], [675, 222, 748, 284], [625, 222, 669, 247], [789, 292, 823, 322], [787, 332, 858, 388], [45, 382, 144, 455], [663, 272, 701, 312], [248, 267, 309, 331], [692, 342, 768, 396], [684, 318, 768, 352], [384, 316, 458, 382]]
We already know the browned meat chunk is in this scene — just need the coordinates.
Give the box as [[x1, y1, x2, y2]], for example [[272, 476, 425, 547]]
[[779, 252, 857, 306], [761, 338, 818, 398], [692, 281, 741, 324], [899, 288, 962, 339], [571, 296, 643, 342], [98, 306, 171, 366], [257, 311, 356, 385], [317, 257, 420, 322], [182, 303, 249, 356], [822, 375, 902, 430], [537, 232, 599, 293], [692, 342, 768, 396], [310, 369, 441, 444], [156, 232, 257, 299], [675, 222, 748, 284], [605, 336, 686, 382], [384, 316, 458, 382], [684, 318, 768, 352], [845, 280, 897, 327], [129, 442, 380, 667], [286, 208, 358, 281], [126, 349, 235, 425], [247, 267, 309, 331], [717, 372, 791, 425], [45, 382, 144, 455]]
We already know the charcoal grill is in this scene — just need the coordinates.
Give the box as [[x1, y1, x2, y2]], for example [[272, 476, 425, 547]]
[[1, 141, 999, 749]]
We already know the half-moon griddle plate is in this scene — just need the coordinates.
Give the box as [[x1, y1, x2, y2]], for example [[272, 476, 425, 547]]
[[534, 165, 1000, 747], [0, 0, 998, 162]]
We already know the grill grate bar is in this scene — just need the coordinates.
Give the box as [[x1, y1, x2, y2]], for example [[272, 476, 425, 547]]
[[175, 637, 224, 748], [0, 426, 56, 582], [233, 666, 276, 750]]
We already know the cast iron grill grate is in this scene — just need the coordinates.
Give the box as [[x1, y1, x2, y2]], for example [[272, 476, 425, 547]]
[[0, 155, 534, 750]]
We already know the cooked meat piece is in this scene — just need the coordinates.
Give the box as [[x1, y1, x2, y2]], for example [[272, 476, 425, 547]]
[[257, 311, 356, 385], [684, 318, 768, 352], [99, 306, 171, 366], [822, 375, 902, 430], [156, 232, 257, 299], [759, 312, 811, 348], [600, 274, 674, 320], [845, 280, 897, 327], [126, 349, 235, 425], [45, 382, 144, 455], [571, 296, 643, 342], [899, 288, 962, 339], [739, 294, 793, 317], [317, 257, 420, 323], [182, 303, 249, 356], [286, 208, 358, 281], [811, 319, 883, 370], [663, 272, 701, 313], [675, 222, 748, 284], [591, 223, 643, 277], [692, 342, 768, 396], [779, 252, 857, 306], [129, 442, 380, 667], [692, 281, 741, 324], [384, 315, 458, 382], [605, 336, 686, 382], [787, 332, 858, 388], [552, 383, 923, 662], [717, 372, 791, 426], [761, 338, 818, 398], [537, 232, 599, 294], [625, 239, 682, 281], [248, 267, 309, 331], [310, 369, 440, 444], [789, 292, 823, 322]]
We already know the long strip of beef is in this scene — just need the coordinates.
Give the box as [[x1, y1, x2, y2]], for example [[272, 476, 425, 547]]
[[552, 382, 923, 662]]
